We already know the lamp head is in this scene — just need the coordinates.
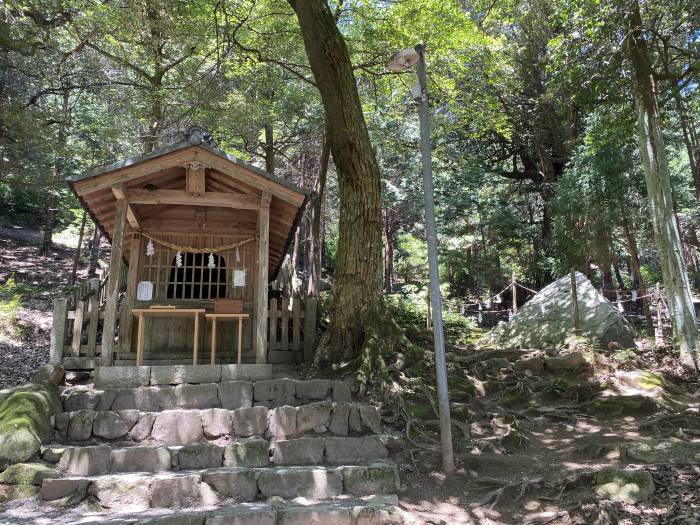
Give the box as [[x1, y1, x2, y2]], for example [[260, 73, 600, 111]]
[[388, 47, 420, 72]]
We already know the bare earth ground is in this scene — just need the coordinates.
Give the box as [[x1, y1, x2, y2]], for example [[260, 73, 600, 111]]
[[2, 229, 700, 524]]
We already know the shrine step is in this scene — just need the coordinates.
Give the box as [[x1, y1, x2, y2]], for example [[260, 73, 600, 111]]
[[39, 463, 401, 508], [53, 404, 382, 445], [64, 377, 354, 411], [45, 437, 389, 474], [3, 496, 403, 524]]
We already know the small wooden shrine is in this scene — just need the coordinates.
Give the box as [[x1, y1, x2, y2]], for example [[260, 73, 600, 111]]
[[55, 126, 311, 367]]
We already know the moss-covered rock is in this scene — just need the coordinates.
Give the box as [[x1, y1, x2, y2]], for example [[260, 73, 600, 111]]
[[623, 438, 700, 464], [585, 394, 658, 417], [0, 483, 39, 502], [0, 383, 62, 468], [594, 467, 654, 503], [0, 463, 59, 485]]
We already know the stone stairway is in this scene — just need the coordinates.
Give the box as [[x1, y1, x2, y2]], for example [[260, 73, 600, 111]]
[[2, 365, 403, 524]]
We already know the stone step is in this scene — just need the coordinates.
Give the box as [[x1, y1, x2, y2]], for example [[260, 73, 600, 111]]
[[63, 377, 354, 412], [39, 463, 401, 510], [4, 497, 403, 524], [52, 403, 381, 445], [47, 436, 389, 475]]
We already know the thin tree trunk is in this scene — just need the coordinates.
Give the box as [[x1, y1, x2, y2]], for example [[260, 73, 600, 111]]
[[307, 136, 330, 298], [264, 124, 275, 174], [289, 0, 390, 364], [383, 210, 394, 293], [70, 211, 88, 285], [626, 0, 699, 370], [622, 217, 652, 322], [87, 227, 101, 279]]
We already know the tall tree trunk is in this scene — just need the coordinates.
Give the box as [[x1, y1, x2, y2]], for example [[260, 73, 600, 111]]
[[264, 124, 275, 174], [87, 227, 101, 279], [288, 0, 395, 370], [41, 89, 69, 254], [626, 0, 699, 370], [70, 211, 88, 285], [383, 211, 394, 293], [622, 217, 652, 322], [307, 136, 330, 298]]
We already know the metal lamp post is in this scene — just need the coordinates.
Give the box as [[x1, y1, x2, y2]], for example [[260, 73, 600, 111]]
[[389, 44, 455, 473]]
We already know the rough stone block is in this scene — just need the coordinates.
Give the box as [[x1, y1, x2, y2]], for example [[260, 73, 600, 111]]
[[329, 403, 350, 436], [94, 366, 151, 389], [54, 413, 69, 436], [296, 401, 332, 433], [349, 406, 362, 433], [67, 410, 95, 441], [267, 406, 297, 439], [200, 468, 259, 501], [271, 438, 325, 465], [140, 515, 206, 525], [341, 464, 399, 496], [352, 505, 404, 525], [40, 478, 90, 503], [332, 381, 353, 403], [325, 437, 388, 464], [41, 446, 65, 463], [111, 387, 160, 412], [231, 406, 268, 437], [151, 411, 204, 446], [0, 483, 39, 502], [58, 445, 111, 476], [258, 467, 343, 499], [218, 381, 253, 410], [93, 411, 133, 439], [96, 389, 119, 411], [0, 463, 59, 485], [278, 505, 352, 525], [359, 405, 382, 433], [295, 380, 331, 401], [177, 443, 224, 470], [90, 474, 151, 511], [111, 446, 171, 473], [158, 384, 220, 410], [221, 364, 272, 382], [253, 379, 296, 406], [63, 390, 103, 412], [202, 408, 233, 438], [150, 365, 222, 386], [205, 504, 277, 525], [223, 439, 270, 467], [130, 413, 156, 442], [151, 474, 217, 508]]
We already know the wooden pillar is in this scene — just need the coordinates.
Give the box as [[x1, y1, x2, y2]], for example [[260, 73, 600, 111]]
[[511, 271, 518, 314], [101, 191, 128, 366], [50, 298, 68, 365], [255, 191, 272, 363], [120, 233, 143, 357]]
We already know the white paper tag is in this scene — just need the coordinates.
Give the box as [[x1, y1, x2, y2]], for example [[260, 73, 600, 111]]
[[137, 281, 153, 301], [233, 270, 246, 287]]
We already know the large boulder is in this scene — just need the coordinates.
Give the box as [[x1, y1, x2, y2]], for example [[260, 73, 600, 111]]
[[480, 272, 636, 350]]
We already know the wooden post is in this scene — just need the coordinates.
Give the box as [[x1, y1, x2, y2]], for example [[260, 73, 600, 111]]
[[655, 282, 664, 346], [570, 269, 581, 335], [100, 192, 128, 366], [71, 299, 86, 356], [511, 271, 518, 314], [255, 191, 271, 364], [135, 313, 145, 366], [280, 297, 289, 352], [50, 298, 68, 365], [292, 297, 301, 351], [120, 233, 142, 357], [193, 313, 200, 365], [303, 297, 317, 362], [269, 298, 278, 353], [86, 278, 100, 356]]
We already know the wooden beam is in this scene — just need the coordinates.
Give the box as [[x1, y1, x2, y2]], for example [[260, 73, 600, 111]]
[[185, 162, 206, 195], [127, 188, 261, 209], [255, 190, 272, 364], [112, 184, 141, 231], [101, 197, 128, 366], [120, 233, 143, 356], [140, 219, 255, 234]]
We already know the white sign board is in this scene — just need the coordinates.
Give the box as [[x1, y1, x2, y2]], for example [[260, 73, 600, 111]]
[[233, 270, 246, 287], [137, 281, 153, 301]]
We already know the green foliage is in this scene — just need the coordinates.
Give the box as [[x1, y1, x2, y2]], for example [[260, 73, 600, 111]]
[[0, 278, 28, 341]]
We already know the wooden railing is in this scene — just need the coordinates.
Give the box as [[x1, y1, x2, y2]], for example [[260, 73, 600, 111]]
[[51, 282, 318, 367]]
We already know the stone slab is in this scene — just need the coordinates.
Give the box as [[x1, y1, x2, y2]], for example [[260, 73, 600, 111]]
[[325, 437, 388, 464], [95, 366, 151, 389], [151, 474, 213, 508], [159, 384, 220, 410], [253, 379, 296, 405], [151, 411, 204, 446], [295, 379, 331, 400], [278, 505, 351, 525], [40, 478, 90, 502], [111, 446, 171, 473], [341, 463, 399, 496], [111, 387, 160, 412], [258, 467, 342, 499], [231, 406, 268, 437], [202, 408, 233, 438], [221, 364, 273, 382], [271, 438, 325, 465], [150, 365, 222, 386], [205, 504, 276, 525], [224, 439, 270, 467], [200, 468, 259, 501], [177, 443, 224, 470], [90, 474, 151, 512], [267, 406, 297, 439], [218, 381, 253, 410], [58, 445, 111, 476], [296, 401, 332, 433]]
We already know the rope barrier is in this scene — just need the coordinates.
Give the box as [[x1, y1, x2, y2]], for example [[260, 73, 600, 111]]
[[141, 233, 256, 254]]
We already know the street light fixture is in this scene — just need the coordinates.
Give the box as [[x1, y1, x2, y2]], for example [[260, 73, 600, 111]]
[[389, 44, 455, 473]]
